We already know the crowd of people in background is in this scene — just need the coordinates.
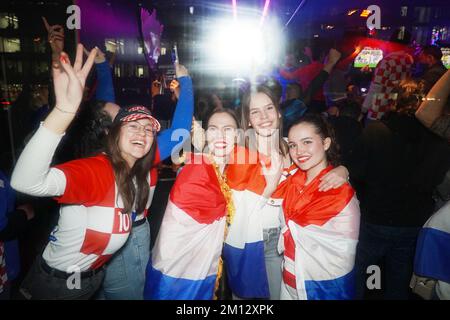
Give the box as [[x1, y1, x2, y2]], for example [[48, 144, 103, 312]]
[[0, 18, 449, 301]]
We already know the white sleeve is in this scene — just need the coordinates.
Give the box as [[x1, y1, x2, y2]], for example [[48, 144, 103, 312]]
[[11, 124, 67, 197]]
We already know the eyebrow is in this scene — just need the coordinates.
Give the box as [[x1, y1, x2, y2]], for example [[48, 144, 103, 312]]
[[250, 103, 274, 111], [288, 137, 313, 143]]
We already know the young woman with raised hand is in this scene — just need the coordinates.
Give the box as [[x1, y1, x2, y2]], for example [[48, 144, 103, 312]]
[[10, 44, 192, 300]]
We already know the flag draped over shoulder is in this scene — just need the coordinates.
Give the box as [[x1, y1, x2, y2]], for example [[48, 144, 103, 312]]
[[144, 154, 227, 300], [281, 166, 360, 300], [414, 201, 450, 283], [224, 146, 283, 298]]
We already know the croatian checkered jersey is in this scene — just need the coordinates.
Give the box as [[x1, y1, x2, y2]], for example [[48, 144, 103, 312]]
[[363, 51, 413, 120], [11, 125, 158, 272]]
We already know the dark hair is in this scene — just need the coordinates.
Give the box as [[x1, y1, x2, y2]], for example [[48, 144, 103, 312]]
[[195, 91, 224, 123], [240, 84, 288, 156], [421, 45, 443, 61], [262, 77, 282, 103], [204, 107, 239, 129], [285, 83, 303, 101], [288, 114, 340, 166], [73, 100, 112, 158], [106, 120, 156, 215]]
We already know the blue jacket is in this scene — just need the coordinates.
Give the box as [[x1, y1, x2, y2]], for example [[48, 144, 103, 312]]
[[0, 171, 21, 281]]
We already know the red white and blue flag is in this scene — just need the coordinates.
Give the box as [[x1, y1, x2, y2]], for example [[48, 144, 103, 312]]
[[414, 201, 450, 285], [281, 166, 360, 300], [144, 154, 227, 300], [224, 147, 284, 298]]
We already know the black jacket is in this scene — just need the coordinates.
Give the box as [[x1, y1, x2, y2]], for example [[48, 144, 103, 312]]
[[348, 112, 450, 227]]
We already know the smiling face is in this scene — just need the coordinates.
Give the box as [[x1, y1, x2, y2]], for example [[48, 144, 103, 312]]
[[248, 92, 281, 137], [205, 112, 238, 159], [118, 118, 155, 167], [288, 122, 331, 179]]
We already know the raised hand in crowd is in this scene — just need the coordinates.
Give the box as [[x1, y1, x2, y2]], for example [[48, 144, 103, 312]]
[[175, 61, 189, 78], [42, 16, 64, 61], [323, 48, 342, 73], [44, 44, 97, 134], [170, 79, 181, 99], [84, 46, 106, 64]]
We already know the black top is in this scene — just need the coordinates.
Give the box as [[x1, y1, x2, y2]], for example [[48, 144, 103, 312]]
[[347, 112, 450, 227]]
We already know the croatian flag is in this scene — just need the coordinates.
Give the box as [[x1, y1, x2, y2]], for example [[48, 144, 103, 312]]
[[414, 201, 450, 284], [144, 154, 227, 300], [281, 166, 360, 300], [224, 147, 282, 298]]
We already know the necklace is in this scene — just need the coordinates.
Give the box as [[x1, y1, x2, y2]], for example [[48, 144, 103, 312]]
[[208, 154, 235, 299]]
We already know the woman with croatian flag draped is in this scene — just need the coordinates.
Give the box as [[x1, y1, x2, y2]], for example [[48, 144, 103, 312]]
[[280, 114, 360, 300], [224, 82, 350, 300], [144, 108, 282, 300]]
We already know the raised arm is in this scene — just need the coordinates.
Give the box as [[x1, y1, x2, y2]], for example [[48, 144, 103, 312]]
[[11, 44, 97, 196], [415, 69, 450, 128], [303, 48, 342, 106], [156, 63, 194, 161], [87, 47, 116, 103]]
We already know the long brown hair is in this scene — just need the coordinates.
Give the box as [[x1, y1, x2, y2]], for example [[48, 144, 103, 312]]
[[106, 121, 156, 215], [240, 84, 288, 156]]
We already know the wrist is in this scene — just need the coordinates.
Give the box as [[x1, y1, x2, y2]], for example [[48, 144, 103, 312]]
[[54, 105, 78, 114]]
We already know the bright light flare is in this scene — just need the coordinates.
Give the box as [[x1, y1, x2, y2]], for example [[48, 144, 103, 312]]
[[260, 0, 271, 26], [205, 17, 284, 76], [232, 0, 237, 20]]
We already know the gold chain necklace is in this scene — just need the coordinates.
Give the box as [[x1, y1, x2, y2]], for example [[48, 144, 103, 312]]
[[208, 154, 235, 299]]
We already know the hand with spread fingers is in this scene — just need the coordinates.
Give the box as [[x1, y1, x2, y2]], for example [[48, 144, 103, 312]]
[[53, 44, 97, 114]]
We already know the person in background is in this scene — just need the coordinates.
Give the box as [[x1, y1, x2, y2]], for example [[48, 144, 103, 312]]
[[0, 171, 34, 300], [362, 29, 414, 122], [327, 100, 363, 166], [412, 69, 450, 301], [350, 79, 450, 299], [417, 45, 447, 95], [415, 69, 450, 140], [279, 42, 328, 113], [280, 83, 308, 137]]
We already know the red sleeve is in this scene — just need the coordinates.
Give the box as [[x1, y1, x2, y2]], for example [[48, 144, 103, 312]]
[[53, 155, 116, 207]]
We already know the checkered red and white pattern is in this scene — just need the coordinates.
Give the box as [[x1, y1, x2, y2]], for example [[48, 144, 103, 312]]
[[364, 51, 414, 120], [43, 154, 157, 273], [119, 106, 161, 132], [0, 242, 7, 293]]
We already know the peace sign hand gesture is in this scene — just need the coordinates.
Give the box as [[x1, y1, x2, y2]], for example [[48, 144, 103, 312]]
[[53, 44, 97, 113]]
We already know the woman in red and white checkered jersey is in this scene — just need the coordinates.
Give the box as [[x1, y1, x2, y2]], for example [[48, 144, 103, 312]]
[[10, 45, 190, 300]]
